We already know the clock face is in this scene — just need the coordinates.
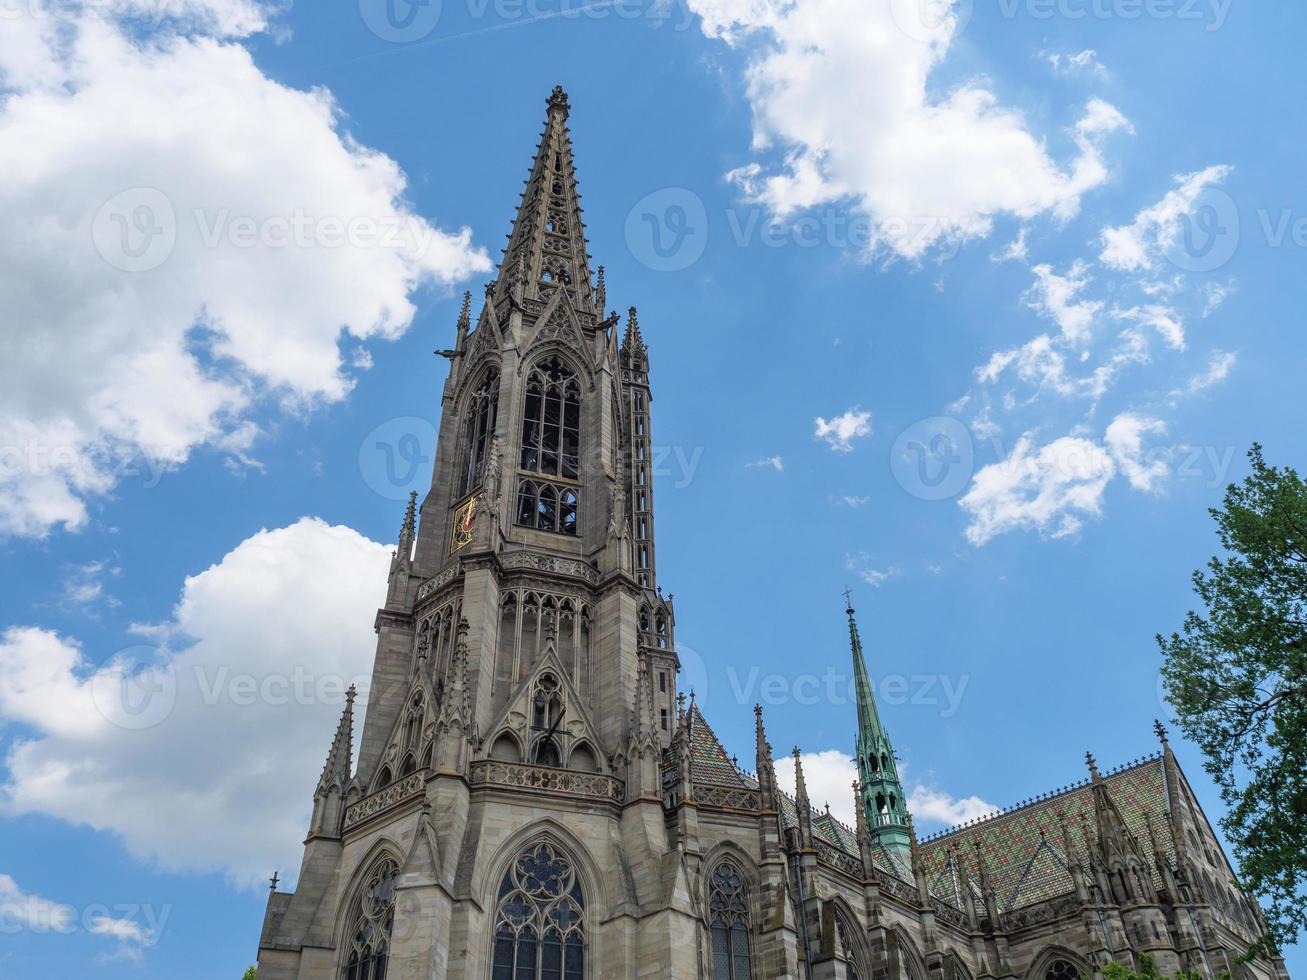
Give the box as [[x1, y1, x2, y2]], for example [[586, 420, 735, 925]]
[[451, 495, 479, 552]]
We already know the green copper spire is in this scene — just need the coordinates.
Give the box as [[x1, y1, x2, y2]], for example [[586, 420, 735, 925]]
[[846, 591, 912, 865]]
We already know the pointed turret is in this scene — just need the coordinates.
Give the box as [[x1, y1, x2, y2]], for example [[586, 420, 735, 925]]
[[595, 264, 606, 315], [754, 704, 777, 810], [846, 592, 912, 864], [317, 685, 356, 797], [491, 85, 596, 313], [310, 685, 356, 837], [398, 490, 417, 559], [792, 746, 814, 849], [454, 290, 472, 352]]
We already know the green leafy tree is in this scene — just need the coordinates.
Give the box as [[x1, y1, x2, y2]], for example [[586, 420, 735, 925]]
[[1101, 953, 1216, 980], [1159, 445, 1307, 953], [242, 967, 257, 980]]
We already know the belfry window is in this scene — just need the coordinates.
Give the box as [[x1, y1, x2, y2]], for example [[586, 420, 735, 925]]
[[459, 368, 500, 497], [517, 357, 581, 535], [709, 862, 752, 980], [343, 858, 398, 980], [491, 842, 585, 980]]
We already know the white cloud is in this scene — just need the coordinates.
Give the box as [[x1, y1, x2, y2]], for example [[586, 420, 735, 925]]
[[0, 518, 391, 887], [1104, 413, 1168, 492], [1115, 304, 1186, 351], [860, 566, 899, 588], [836, 495, 871, 508], [1201, 281, 1235, 318], [747, 455, 785, 472], [0, 873, 74, 933], [1177, 350, 1237, 397], [814, 408, 872, 453], [1098, 165, 1234, 272], [907, 785, 996, 826], [0, 1, 490, 538], [1045, 49, 1108, 78], [960, 413, 1167, 544], [775, 748, 859, 826], [1025, 262, 1103, 346], [960, 432, 1116, 545], [690, 0, 1130, 259]]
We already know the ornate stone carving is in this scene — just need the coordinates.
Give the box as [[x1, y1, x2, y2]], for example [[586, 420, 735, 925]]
[[469, 760, 623, 802], [815, 840, 864, 879], [696, 784, 761, 812], [416, 563, 462, 603], [343, 771, 427, 830], [499, 550, 599, 584]]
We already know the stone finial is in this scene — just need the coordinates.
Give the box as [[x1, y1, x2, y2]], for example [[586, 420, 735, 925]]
[[595, 265, 606, 313], [547, 84, 570, 116], [1085, 751, 1100, 780], [1154, 719, 1169, 745]]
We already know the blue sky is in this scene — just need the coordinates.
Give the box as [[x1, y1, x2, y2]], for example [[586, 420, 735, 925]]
[[1, 0, 1303, 975]]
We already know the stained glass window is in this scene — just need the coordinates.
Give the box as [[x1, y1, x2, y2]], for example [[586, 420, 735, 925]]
[[709, 862, 751, 980], [342, 859, 398, 980], [491, 843, 585, 980]]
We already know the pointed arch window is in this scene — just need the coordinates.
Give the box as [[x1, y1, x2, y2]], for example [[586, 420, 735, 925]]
[[459, 368, 500, 497], [709, 862, 752, 980], [343, 858, 398, 980], [1044, 960, 1081, 980], [520, 356, 581, 481], [491, 842, 585, 980], [531, 674, 564, 767], [835, 911, 864, 980]]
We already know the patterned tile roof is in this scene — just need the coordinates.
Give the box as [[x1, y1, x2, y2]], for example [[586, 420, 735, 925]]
[[663, 704, 1174, 918], [662, 703, 755, 790], [918, 755, 1174, 912]]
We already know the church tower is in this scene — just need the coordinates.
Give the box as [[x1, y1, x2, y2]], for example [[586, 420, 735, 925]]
[[847, 596, 912, 865], [257, 85, 695, 980]]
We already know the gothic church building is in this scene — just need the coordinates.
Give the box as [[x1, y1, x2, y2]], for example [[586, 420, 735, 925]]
[[256, 88, 1290, 980]]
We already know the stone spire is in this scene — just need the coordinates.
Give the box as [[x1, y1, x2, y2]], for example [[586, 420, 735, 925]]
[[754, 704, 777, 810], [621, 306, 645, 358], [397, 490, 417, 560], [309, 685, 356, 837], [595, 264, 606, 315], [316, 684, 356, 797], [491, 85, 596, 312], [793, 746, 814, 848], [846, 591, 912, 864], [454, 289, 472, 351]]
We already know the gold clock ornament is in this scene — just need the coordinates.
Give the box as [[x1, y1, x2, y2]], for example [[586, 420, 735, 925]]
[[451, 494, 480, 552]]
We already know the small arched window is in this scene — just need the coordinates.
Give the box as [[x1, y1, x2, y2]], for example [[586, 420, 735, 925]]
[[709, 862, 752, 980], [491, 842, 585, 980], [459, 368, 499, 497], [343, 858, 398, 980]]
